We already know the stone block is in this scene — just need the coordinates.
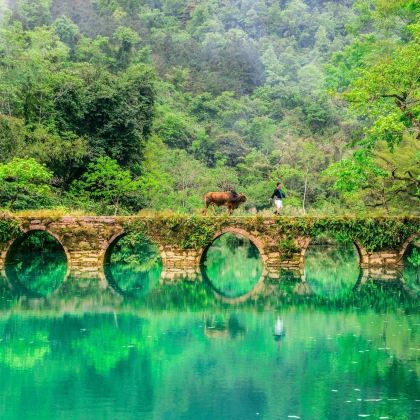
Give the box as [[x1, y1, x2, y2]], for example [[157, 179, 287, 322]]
[[77, 266, 98, 272], [369, 269, 384, 276], [79, 257, 99, 263], [379, 253, 397, 258], [377, 274, 398, 280], [102, 219, 116, 224]]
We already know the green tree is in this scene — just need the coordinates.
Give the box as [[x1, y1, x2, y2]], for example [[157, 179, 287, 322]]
[[344, 39, 419, 146], [0, 157, 55, 210], [0, 115, 25, 163], [323, 151, 390, 211], [113, 26, 139, 69], [80, 64, 155, 170], [52, 15, 80, 50], [328, 0, 419, 148], [22, 127, 89, 186], [14, 0, 52, 29], [70, 156, 141, 215], [1, 0, 417, 215], [324, 0, 420, 212]]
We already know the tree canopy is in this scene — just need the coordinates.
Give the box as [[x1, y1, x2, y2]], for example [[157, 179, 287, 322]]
[[0, 0, 418, 214]]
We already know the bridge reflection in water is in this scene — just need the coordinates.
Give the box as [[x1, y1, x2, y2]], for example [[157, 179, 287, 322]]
[[1, 220, 418, 420], [103, 232, 163, 297], [0, 298, 418, 420], [0, 270, 417, 314], [201, 232, 264, 300], [4, 230, 68, 298], [0, 229, 418, 307]]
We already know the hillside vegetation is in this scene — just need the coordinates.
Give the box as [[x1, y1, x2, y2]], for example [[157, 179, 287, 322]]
[[0, 0, 418, 215]]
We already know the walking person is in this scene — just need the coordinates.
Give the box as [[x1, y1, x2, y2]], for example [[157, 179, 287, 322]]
[[270, 182, 286, 215]]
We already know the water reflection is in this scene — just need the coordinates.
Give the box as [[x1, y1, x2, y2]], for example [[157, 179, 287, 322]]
[[1, 233, 418, 420], [304, 238, 360, 298], [0, 309, 418, 420], [204, 314, 246, 339], [1, 271, 416, 315], [274, 317, 285, 338], [104, 232, 162, 297], [2, 232, 417, 312], [5, 231, 67, 297], [0, 327, 50, 369], [403, 240, 419, 296], [202, 233, 264, 298]]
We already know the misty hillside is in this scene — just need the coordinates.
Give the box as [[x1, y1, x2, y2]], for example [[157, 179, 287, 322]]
[[0, 0, 418, 214]]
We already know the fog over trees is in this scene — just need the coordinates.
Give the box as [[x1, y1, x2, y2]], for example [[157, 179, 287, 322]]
[[0, 0, 418, 214]]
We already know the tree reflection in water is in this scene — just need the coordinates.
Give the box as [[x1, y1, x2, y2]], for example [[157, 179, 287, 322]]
[[403, 240, 419, 296], [5, 231, 67, 297], [104, 232, 162, 297], [304, 237, 360, 298], [0, 304, 418, 420], [202, 233, 264, 298]]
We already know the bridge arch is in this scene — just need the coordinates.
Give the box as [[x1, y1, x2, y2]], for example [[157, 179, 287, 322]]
[[99, 229, 125, 290], [302, 236, 363, 297], [300, 236, 367, 266], [99, 229, 164, 293], [210, 275, 266, 304], [200, 227, 268, 265], [2, 227, 70, 296], [397, 233, 420, 265], [98, 229, 126, 271], [200, 227, 267, 301]]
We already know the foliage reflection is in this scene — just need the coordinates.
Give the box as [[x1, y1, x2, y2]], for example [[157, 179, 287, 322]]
[[202, 233, 263, 298], [403, 240, 419, 296], [5, 231, 67, 297], [0, 309, 418, 420], [304, 238, 360, 298], [104, 232, 162, 297]]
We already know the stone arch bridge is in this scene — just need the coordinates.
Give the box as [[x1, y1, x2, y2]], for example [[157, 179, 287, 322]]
[[0, 215, 418, 283]]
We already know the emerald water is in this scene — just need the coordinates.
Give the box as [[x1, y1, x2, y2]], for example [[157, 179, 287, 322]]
[[0, 232, 419, 419]]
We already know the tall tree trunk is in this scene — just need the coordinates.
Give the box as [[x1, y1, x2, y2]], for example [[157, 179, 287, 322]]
[[114, 196, 120, 216], [302, 175, 308, 214], [381, 181, 389, 214]]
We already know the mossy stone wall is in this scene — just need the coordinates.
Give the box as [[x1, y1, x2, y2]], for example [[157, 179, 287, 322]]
[[0, 215, 418, 280]]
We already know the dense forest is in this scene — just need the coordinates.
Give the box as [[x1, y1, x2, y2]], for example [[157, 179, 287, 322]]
[[0, 0, 418, 215]]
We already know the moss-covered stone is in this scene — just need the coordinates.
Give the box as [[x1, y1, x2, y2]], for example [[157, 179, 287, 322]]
[[0, 218, 21, 244], [0, 215, 418, 277]]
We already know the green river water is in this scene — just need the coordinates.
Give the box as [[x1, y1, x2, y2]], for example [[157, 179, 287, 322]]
[[0, 232, 418, 420]]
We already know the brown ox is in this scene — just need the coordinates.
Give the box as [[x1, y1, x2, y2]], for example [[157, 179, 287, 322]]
[[203, 191, 247, 215]]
